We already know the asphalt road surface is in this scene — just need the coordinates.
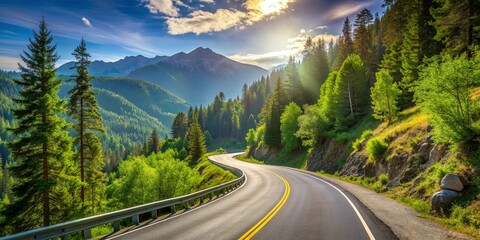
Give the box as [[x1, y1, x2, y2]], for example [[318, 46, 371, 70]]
[[107, 153, 397, 240]]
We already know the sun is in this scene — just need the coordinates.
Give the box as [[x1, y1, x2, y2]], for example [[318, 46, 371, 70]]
[[258, 0, 290, 15]]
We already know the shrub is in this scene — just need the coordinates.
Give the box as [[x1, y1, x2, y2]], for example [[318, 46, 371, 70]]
[[378, 173, 389, 185], [352, 129, 374, 151], [366, 138, 388, 162]]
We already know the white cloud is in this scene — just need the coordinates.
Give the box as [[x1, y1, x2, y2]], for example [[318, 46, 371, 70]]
[[0, 56, 20, 71], [166, 9, 247, 35], [174, 0, 194, 10], [140, 0, 179, 17], [316, 25, 328, 29], [199, 0, 214, 3], [229, 50, 295, 69], [323, 1, 372, 20], [81, 17, 92, 28], [164, 0, 296, 35]]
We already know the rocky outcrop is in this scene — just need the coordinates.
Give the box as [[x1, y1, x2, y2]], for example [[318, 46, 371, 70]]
[[305, 137, 350, 173], [339, 131, 448, 189], [441, 174, 465, 192]]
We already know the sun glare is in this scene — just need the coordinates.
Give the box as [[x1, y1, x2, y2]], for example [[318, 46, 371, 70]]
[[259, 0, 290, 15]]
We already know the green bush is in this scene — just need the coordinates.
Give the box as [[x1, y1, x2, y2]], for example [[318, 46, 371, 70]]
[[353, 129, 374, 151], [378, 173, 389, 185], [366, 138, 388, 162]]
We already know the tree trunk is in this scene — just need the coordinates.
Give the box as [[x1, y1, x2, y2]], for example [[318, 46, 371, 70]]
[[80, 97, 85, 209], [42, 113, 50, 226], [347, 81, 354, 116]]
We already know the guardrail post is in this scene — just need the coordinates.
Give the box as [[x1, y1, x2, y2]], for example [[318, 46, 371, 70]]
[[132, 215, 139, 225], [113, 220, 120, 232], [151, 210, 157, 219], [170, 205, 176, 213], [83, 228, 91, 239]]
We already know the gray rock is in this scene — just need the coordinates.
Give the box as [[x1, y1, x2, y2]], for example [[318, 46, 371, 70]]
[[440, 173, 464, 192], [431, 190, 459, 213], [428, 144, 446, 165]]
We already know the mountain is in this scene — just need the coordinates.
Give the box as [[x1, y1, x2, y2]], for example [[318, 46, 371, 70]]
[[128, 47, 268, 105], [57, 55, 168, 77]]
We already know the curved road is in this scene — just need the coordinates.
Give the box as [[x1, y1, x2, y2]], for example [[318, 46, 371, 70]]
[[107, 153, 397, 240]]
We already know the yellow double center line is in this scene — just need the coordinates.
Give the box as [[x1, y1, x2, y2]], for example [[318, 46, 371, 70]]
[[239, 170, 291, 240]]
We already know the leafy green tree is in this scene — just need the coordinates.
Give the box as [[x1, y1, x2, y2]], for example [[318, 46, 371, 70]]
[[148, 129, 160, 154], [2, 18, 76, 233], [371, 69, 401, 123], [172, 112, 188, 139], [245, 128, 256, 146], [280, 102, 302, 152], [68, 38, 105, 214], [415, 54, 480, 145], [318, 71, 338, 129], [334, 54, 369, 129], [187, 116, 206, 164], [296, 105, 322, 147]]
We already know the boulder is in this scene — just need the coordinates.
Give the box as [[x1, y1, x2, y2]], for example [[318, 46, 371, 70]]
[[440, 174, 464, 192], [431, 190, 459, 213]]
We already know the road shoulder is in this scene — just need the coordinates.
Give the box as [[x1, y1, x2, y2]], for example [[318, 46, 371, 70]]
[[288, 168, 473, 240]]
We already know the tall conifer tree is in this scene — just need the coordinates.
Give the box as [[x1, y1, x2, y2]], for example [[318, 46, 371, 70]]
[[3, 18, 75, 232], [68, 38, 105, 215]]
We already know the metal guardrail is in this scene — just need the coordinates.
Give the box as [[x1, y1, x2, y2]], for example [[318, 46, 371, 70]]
[[2, 156, 245, 240]]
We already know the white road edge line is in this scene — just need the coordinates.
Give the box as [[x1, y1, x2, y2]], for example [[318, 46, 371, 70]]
[[107, 161, 248, 240], [294, 170, 376, 240]]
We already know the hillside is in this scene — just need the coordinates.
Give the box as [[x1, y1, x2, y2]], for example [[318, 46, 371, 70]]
[[0, 73, 189, 167], [128, 47, 268, 105]]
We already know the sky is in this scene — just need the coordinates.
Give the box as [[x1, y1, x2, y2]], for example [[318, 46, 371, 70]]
[[0, 0, 384, 70]]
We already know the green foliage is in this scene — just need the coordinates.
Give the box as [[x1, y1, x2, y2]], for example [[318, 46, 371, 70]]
[[194, 155, 236, 190], [2, 18, 77, 233], [371, 69, 401, 123], [318, 71, 338, 129], [334, 54, 370, 129], [255, 124, 266, 146], [280, 102, 302, 152], [378, 173, 389, 185], [415, 54, 480, 145], [245, 128, 256, 146], [366, 138, 388, 162], [148, 129, 160, 155], [296, 105, 322, 147], [171, 112, 188, 139], [107, 150, 201, 209], [264, 78, 286, 147], [187, 117, 207, 165], [352, 129, 373, 151], [300, 37, 330, 103]]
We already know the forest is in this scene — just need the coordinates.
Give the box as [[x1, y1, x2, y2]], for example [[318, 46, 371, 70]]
[[1, 0, 480, 237]]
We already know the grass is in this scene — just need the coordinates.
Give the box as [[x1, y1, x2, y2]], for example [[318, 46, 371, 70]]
[[366, 138, 388, 163], [194, 152, 237, 190], [235, 154, 265, 165]]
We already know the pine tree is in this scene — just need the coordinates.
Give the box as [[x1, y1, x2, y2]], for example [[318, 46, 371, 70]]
[[371, 69, 401, 123], [68, 38, 105, 215], [333, 17, 354, 70], [2, 18, 76, 232], [148, 129, 160, 154], [432, 0, 480, 58], [187, 116, 206, 164], [353, 8, 374, 65], [286, 56, 302, 104], [171, 112, 188, 139], [264, 78, 285, 147], [400, 6, 421, 93]]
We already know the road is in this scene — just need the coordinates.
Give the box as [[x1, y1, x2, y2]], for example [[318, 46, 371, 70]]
[[107, 153, 397, 240]]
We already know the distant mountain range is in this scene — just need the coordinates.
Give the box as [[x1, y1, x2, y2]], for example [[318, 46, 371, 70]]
[[57, 55, 168, 77], [57, 47, 268, 105]]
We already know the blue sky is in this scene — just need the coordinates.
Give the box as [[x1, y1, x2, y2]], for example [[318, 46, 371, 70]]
[[0, 0, 384, 70]]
